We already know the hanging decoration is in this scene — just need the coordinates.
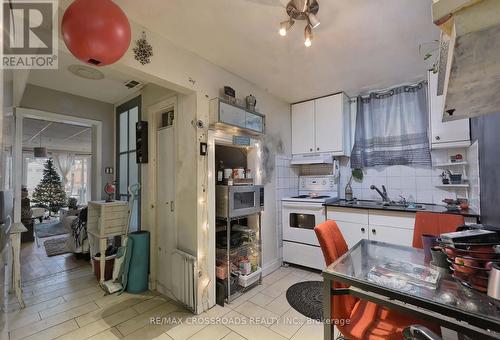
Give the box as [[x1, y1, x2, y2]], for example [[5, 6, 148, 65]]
[[62, 0, 131, 66], [133, 31, 153, 65]]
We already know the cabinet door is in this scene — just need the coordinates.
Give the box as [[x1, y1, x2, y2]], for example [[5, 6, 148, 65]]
[[291, 101, 315, 154], [369, 225, 413, 247], [336, 221, 368, 248], [428, 71, 470, 148], [315, 94, 343, 153]]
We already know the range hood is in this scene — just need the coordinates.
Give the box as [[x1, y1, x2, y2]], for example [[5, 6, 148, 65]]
[[291, 153, 334, 165]]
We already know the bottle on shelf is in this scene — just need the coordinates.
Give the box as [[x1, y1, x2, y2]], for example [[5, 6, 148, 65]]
[[217, 161, 224, 184]]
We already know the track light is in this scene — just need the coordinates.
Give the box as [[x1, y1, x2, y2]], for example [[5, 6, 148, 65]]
[[304, 24, 313, 47], [279, 19, 294, 37], [280, 0, 320, 46], [308, 13, 320, 29]]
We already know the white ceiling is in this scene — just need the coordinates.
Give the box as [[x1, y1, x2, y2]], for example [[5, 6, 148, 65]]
[[118, 0, 440, 102], [23, 117, 91, 153], [27, 51, 146, 104]]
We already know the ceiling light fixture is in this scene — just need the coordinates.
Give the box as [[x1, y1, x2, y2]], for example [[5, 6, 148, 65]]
[[279, 19, 294, 36], [279, 0, 320, 47]]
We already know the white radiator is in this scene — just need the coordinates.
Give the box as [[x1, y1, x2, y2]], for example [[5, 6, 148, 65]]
[[172, 249, 197, 311]]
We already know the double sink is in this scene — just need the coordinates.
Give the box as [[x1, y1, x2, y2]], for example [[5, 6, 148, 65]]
[[344, 200, 426, 211]]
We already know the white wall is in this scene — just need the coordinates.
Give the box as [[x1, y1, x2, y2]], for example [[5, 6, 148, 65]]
[[114, 21, 291, 312]]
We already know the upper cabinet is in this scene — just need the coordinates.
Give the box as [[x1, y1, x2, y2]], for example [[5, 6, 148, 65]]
[[209, 98, 265, 136], [428, 71, 470, 149], [291, 93, 351, 156], [432, 0, 500, 121]]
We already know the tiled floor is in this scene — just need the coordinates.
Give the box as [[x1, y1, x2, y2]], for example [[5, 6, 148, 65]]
[[1, 265, 326, 340]]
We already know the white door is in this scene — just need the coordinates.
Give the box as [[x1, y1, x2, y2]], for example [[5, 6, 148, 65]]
[[315, 94, 343, 153], [156, 127, 175, 295], [428, 71, 470, 147], [291, 101, 315, 154]]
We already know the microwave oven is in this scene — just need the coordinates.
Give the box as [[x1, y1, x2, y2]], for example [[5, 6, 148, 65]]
[[216, 185, 264, 218]]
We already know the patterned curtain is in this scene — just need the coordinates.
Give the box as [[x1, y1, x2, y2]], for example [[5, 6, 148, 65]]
[[351, 81, 431, 168]]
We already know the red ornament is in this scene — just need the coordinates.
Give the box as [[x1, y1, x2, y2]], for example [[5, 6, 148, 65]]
[[62, 0, 131, 66]]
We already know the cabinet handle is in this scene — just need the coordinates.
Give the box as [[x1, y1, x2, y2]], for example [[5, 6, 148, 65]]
[[435, 136, 440, 141], [372, 229, 376, 234], [317, 147, 320, 151], [310, 148, 313, 152], [361, 227, 365, 233]]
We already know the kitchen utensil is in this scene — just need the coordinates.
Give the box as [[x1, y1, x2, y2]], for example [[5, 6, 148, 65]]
[[487, 263, 500, 300], [440, 229, 499, 245], [430, 247, 449, 268], [449, 174, 462, 184]]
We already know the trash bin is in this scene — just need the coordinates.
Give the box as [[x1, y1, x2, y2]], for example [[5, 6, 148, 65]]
[[93, 254, 115, 282]]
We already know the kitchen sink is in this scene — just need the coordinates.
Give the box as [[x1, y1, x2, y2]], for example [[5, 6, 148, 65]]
[[345, 200, 426, 210], [345, 200, 385, 207]]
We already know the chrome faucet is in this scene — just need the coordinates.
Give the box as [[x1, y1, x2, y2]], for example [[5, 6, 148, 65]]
[[370, 185, 390, 202]]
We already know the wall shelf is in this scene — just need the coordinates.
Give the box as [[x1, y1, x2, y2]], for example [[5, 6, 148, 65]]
[[433, 162, 468, 167], [435, 184, 469, 188]]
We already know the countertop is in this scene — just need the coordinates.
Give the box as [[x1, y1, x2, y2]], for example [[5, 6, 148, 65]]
[[324, 199, 480, 218]]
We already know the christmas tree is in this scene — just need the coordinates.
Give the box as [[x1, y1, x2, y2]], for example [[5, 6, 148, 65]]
[[32, 159, 67, 214]]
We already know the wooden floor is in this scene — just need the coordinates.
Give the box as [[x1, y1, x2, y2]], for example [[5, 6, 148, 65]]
[[1, 265, 325, 340], [20, 237, 89, 282]]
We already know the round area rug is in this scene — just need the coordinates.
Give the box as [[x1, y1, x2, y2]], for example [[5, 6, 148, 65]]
[[286, 281, 323, 321]]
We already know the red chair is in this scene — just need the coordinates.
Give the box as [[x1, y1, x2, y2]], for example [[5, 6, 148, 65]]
[[315, 220, 441, 340], [412, 212, 464, 249]]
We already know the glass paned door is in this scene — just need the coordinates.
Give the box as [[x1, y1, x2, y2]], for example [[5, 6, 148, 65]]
[[116, 96, 141, 231]]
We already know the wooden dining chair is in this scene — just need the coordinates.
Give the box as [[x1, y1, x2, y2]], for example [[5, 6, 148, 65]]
[[412, 212, 465, 249], [314, 220, 441, 340]]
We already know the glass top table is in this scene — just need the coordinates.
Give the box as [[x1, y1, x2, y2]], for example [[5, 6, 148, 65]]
[[322, 239, 500, 339]]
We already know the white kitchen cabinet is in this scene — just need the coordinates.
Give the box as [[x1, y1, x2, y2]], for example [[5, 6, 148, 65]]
[[369, 225, 414, 247], [291, 101, 315, 154], [291, 93, 351, 156], [428, 71, 470, 149], [336, 221, 368, 248], [327, 207, 416, 248]]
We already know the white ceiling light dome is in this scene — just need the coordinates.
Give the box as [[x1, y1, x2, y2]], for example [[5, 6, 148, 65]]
[[68, 64, 105, 80]]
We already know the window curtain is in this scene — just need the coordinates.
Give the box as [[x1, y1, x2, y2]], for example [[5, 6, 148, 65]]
[[351, 81, 431, 168], [52, 152, 75, 190]]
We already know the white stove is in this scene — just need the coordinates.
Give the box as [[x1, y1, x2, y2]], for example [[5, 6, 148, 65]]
[[282, 175, 339, 204], [282, 175, 339, 270]]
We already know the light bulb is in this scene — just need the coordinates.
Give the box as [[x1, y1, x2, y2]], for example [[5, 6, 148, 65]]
[[279, 19, 294, 37], [304, 24, 313, 47]]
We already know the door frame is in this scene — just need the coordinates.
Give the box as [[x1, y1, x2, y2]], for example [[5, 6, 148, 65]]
[[146, 96, 177, 291], [115, 95, 142, 229], [13, 107, 102, 223]]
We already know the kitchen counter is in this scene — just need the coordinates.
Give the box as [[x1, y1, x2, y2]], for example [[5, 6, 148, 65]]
[[325, 199, 480, 218]]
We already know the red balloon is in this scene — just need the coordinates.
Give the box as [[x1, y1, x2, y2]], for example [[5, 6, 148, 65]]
[[62, 0, 131, 66]]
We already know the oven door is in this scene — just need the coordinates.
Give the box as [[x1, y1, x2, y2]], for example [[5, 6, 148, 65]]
[[282, 201, 325, 246]]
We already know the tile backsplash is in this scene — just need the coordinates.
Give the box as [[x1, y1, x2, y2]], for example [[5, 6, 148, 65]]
[[339, 147, 478, 207]]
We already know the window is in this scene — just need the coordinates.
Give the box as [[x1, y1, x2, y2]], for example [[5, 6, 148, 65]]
[[116, 96, 141, 231]]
